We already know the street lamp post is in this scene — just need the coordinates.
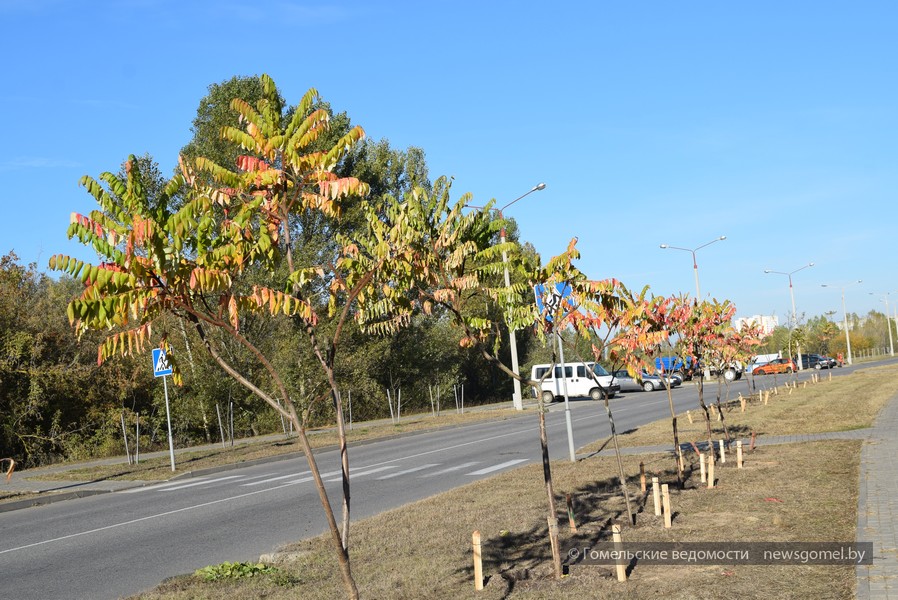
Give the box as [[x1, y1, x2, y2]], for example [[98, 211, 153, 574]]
[[822, 280, 863, 365], [659, 236, 727, 298], [869, 292, 895, 357], [471, 183, 546, 411], [764, 263, 814, 370]]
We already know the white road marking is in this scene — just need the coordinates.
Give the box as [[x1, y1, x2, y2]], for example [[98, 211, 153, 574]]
[[162, 476, 243, 491], [420, 461, 480, 477], [376, 464, 439, 480], [325, 466, 395, 482], [467, 459, 527, 475], [241, 472, 310, 486]]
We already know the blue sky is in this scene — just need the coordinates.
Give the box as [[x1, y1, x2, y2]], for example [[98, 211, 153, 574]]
[[2, 1, 895, 323]]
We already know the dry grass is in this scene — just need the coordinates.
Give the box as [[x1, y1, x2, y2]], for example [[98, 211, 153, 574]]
[[30, 407, 521, 482], [584, 364, 898, 453], [133, 440, 861, 600]]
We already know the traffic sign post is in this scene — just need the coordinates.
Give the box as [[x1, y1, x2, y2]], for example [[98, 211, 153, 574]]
[[534, 283, 577, 463], [152, 348, 176, 472]]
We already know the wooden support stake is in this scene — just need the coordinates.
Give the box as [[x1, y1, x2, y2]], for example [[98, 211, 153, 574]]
[[707, 454, 715, 489], [803, 381, 807, 389], [612, 524, 627, 582], [661, 484, 672, 528], [652, 476, 661, 516], [719, 439, 726, 464], [750, 430, 757, 451], [717, 407, 722, 422], [774, 386, 779, 395], [473, 530, 483, 591], [740, 396, 746, 412], [737, 440, 744, 469], [566, 493, 578, 533], [829, 372, 832, 381], [640, 462, 646, 493], [687, 410, 693, 424], [678, 448, 685, 473], [699, 453, 707, 483], [788, 386, 793, 395]]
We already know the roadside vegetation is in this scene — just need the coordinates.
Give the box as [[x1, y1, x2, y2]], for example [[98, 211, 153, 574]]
[[131, 365, 890, 599]]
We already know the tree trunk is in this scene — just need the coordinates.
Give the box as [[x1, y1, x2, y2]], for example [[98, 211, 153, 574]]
[[603, 393, 635, 525], [665, 384, 684, 486], [538, 402, 562, 579], [334, 390, 351, 551]]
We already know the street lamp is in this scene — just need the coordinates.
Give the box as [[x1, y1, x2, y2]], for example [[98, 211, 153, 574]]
[[470, 182, 546, 411], [869, 292, 895, 357], [822, 280, 863, 365], [764, 263, 814, 370], [659, 236, 726, 298]]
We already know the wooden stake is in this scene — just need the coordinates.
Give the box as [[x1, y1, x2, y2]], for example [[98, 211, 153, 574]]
[[737, 440, 744, 469], [699, 453, 707, 483], [652, 476, 661, 516], [707, 454, 715, 489], [788, 386, 793, 395], [687, 410, 693, 424], [473, 530, 483, 591], [740, 396, 746, 412], [803, 381, 807, 388], [612, 524, 627, 582], [719, 439, 726, 464], [566, 493, 577, 533], [678, 448, 685, 473], [829, 372, 832, 381], [639, 462, 646, 493], [750, 430, 757, 451], [763, 390, 769, 405], [717, 407, 722, 422], [661, 484, 672, 528], [774, 386, 779, 395]]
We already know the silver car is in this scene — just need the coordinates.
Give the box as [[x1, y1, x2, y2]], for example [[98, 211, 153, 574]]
[[612, 370, 679, 392]]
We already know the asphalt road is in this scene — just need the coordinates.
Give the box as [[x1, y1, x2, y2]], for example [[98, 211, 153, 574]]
[[0, 362, 878, 599]]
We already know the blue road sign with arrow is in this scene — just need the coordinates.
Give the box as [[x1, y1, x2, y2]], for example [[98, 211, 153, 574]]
[[152, 348, 173, 378]]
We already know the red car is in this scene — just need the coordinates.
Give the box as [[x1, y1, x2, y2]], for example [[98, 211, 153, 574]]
[[752, 358, 796, 375]]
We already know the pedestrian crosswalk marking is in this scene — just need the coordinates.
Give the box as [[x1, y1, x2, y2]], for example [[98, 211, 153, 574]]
[[376, 464, 439, 480], [420, 461, 480, 477], [325, 466, 395, 482], [161, 475, 242, 491], [467, 459, 527, 475]]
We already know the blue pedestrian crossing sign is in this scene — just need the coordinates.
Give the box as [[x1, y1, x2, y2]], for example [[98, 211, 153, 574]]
[[152, 348, 173, 377]]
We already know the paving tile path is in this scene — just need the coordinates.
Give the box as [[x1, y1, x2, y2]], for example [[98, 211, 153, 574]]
[[857, 393, 898, 599]]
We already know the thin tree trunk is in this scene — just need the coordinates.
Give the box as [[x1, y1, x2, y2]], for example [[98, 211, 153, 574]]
[[604, 393, 635, 525], [334, 390, 351, 551], [665, 383, 684, 486], [538, 402, 562, 579]]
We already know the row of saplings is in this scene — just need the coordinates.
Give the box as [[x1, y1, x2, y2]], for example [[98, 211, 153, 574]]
[[469, 372, 831, 591]]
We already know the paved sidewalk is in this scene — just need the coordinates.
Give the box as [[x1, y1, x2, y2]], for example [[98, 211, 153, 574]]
[[857, 393, 898, 599]]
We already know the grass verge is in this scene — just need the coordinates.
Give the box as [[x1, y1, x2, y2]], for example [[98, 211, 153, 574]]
[[587, 364, 897, 453], [132, 440, 861, 599]]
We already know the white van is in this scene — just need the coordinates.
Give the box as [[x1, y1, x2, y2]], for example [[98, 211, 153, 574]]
[[530, 362, 619, 402]]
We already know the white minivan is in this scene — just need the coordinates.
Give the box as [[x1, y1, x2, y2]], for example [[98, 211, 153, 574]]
[[530, 362, 619, 402]]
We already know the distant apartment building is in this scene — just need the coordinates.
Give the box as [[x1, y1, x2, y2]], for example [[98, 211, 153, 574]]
[[735, 315, 779, 335]]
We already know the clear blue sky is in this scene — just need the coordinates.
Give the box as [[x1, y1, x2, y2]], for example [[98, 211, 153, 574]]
[[2, 1, 896, 323]]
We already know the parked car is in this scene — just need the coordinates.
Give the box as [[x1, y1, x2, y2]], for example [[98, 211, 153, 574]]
[[794, 353, 835, 370], [752, 358, 796, 375], [611, 370, 679, 392]]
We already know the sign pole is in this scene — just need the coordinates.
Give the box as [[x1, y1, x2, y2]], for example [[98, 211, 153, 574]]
[[163, 374, 176, 472], [556, 330, 577, 462]]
